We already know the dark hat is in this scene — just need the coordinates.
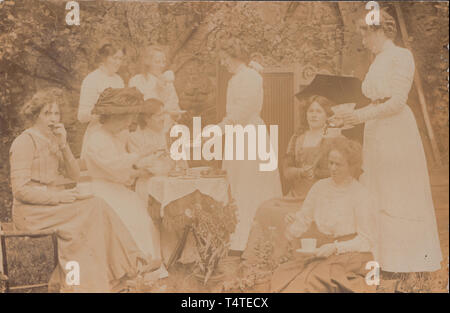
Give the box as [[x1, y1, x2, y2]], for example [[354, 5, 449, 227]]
[[295, 74, 371, 106], [92, 87, 144, 115]]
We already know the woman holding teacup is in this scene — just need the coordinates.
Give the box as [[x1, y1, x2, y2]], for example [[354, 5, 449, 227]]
[[331, 10, 442, 274], [271, 137, 377, 293], [129, 45, 183, 132], [9, 88, 157, 292]]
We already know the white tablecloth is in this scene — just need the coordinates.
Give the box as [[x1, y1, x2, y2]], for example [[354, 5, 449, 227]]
[[136, 176, 229, 217]]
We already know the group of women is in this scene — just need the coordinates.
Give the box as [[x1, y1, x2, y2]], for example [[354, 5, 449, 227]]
[[8, 10, 442, 292]]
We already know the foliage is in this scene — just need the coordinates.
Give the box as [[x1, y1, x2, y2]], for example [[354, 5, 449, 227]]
[[190, 197, 237, 285], [0, 235, 55, 293], [221, 228, 279, 292], [0, 0, 448, 220]]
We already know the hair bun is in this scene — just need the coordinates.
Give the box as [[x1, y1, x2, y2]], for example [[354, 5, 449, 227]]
[[162, 70, 175, 82], [248, 60, 264, 73]]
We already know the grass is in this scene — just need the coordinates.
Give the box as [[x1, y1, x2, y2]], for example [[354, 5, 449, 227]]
[[1, 237, 447, 293]]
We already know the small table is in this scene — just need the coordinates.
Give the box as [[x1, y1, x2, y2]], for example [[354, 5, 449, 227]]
[[136, 175, 230, 218], [135, 175, 231, 268]]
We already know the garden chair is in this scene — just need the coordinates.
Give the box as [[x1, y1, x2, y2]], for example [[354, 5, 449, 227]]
[[0, 222, 58, 293], [0, 158, 88, 293]]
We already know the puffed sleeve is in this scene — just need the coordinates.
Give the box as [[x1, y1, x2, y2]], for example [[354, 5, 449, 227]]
[[288, 181, 318, 238], [9, 134, 60, 205], [84, 132, 140, 185], [78, 73, 98, 123], [355, 48, 415, 123], [220, 70, 263, 126], [336, 186, 376, 254]]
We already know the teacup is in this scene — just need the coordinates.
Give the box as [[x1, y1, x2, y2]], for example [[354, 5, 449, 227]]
[[301, 238, 317, 252]]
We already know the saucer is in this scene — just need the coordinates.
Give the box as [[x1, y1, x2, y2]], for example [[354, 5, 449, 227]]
[[295, 248, 317, 256]]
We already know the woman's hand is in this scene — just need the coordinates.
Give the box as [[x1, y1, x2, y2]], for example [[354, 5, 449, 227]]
[[284, 212, 297, 225], [315, 243, 337, 258], [58, 190, 78, 203], [340, 112, 360, 127], [131, 168, 152, 180], [327, 116, 344, 128], [301, 165, 315, 180], [50, 123, 67, 147]]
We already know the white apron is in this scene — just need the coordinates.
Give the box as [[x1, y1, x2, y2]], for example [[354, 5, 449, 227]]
[[221, 65, 282, 251]]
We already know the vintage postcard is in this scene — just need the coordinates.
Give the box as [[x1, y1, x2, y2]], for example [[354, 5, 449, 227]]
[[0, 0, 448, 298]]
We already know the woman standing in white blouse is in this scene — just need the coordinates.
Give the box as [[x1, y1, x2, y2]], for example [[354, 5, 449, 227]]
[[78, 43, 126, 158], [217, 38, 282, 253], [335, 11, 442, 273], [128, 45, 182, 132]]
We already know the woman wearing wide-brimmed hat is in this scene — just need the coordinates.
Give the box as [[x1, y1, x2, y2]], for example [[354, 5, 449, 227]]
[[83, 87, 163, 272]]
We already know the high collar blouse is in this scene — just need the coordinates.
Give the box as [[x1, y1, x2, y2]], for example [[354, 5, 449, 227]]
[[289, 178, 376, 254], [355, 40, 415, 123], [128, 72, 180, 112]]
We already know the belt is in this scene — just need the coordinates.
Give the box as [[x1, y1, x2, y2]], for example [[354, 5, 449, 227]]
[[373, 97, 391, 105]]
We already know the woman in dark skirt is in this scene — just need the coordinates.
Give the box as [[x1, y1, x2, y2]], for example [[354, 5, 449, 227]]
[[271, 137, 377, 293], [243, 95, 340, 262]]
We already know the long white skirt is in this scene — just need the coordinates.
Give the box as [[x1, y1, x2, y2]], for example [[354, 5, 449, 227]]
[[223, 123, 283, 251], [91, 179, 160, 261], [361, 105, 442, 272]]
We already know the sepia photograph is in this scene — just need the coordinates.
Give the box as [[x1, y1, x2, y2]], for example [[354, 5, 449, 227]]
[[0, 0, 448, 297]]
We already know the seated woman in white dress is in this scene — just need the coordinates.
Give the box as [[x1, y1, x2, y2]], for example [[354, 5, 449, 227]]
[[271, 137, 377, 293], [128, 45, 183, 132], [83, 87, 163, 274], [9, 88, 154, 292], [78, 43, 126, 158]]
